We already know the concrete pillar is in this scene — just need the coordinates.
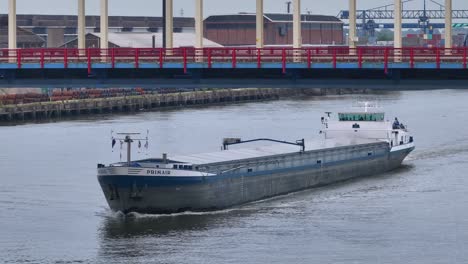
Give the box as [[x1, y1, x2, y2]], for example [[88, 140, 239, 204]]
[[8, 0, 17, 50], [100, 0, 108, 61], [100, 0, 108, 49], [349, 0, 356, 53], [445, 0, 452, 52], [293, 0, 301, 49], [165, 0, 174, 49], [78, 0, 86, 49], [293, 0, 301, 62], [195, 0, 203, 49], [256, 0, 264, 49], [394, 0, 402, 61], [8, 0, 17, 63], [195, 0, 203, 61]]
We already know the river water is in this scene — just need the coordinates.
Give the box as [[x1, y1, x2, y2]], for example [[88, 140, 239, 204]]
[[1, 90, 468, 264]]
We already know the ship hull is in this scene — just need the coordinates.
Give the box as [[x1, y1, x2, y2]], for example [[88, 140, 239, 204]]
[[98, 144, 414, 214]]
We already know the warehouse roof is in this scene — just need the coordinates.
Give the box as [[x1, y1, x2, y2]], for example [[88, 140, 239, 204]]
[[205, 13, 342, 23], [265, 13, 342, 22], [0, 25, 45, 48], [62, 32, 222, 48], [0, 14, 194, 28]]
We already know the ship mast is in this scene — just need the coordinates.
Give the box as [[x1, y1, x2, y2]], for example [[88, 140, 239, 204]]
[[124, 135, 133, 165], [114, 132, 148, 166]]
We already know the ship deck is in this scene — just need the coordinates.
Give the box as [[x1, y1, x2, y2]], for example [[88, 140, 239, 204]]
[[169, 138, 386, 166]]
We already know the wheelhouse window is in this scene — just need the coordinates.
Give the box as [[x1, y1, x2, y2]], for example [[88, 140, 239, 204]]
[[339, 113, 384, 122]]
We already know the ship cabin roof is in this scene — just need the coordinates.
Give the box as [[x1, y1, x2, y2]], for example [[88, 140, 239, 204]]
[[338, 112, 385, 122]]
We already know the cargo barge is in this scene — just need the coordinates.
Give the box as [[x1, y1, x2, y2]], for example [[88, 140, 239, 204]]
[[97, 104, 415, 214]]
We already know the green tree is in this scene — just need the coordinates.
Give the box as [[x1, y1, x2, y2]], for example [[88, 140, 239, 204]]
[[377, 29, 394, 41]]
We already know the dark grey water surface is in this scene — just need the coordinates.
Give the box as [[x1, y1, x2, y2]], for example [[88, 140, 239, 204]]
[[1, 90, 468, 264]]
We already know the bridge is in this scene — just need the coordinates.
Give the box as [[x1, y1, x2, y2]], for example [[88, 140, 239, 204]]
[[2, 0, 467, 89], [0, 47, 467, 89]]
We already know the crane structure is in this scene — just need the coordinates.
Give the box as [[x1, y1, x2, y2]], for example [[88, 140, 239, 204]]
[[338, 0, 468, 38], [339, 9, 468, 20]]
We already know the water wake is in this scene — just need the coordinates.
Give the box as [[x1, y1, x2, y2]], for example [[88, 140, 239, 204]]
[[407, 141, 468, 162]]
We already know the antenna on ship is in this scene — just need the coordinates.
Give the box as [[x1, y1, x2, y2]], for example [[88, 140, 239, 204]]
[[111, 131, 150, 166]]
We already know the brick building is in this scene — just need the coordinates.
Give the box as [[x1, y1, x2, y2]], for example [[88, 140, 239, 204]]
[[204, 13, 344, 46]]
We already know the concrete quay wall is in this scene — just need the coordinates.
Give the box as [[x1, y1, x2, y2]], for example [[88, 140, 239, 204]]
[[0, 88, 292, 123]]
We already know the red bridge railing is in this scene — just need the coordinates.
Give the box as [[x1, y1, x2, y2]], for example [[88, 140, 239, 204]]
[[1, 47, 467, 74]]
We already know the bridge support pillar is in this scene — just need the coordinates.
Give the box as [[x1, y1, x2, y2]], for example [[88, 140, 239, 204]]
[[445, 0, 452, 54], [195, 0, 203, 62], [78, 0, 86, 50], [394, 0, 402, 62], [348, 0, 356, 55], [100, 0, 109, 61], [293, 0, 301, 62], [256, 0, 264, 49], [8, 0, 17, 63], [165, 0, 174, 50]]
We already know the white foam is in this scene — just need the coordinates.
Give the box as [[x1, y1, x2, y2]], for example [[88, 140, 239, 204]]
[[95, 208, 126, 219], [123, 208, 239, 219]]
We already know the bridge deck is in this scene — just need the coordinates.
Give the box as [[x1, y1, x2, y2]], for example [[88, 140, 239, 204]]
[[0, 47, 466, 73], [1, 47, 467, 89]]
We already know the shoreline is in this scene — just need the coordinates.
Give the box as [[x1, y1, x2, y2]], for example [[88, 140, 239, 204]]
[[0, 87, 372, 125], [0, 88, 291, 124]]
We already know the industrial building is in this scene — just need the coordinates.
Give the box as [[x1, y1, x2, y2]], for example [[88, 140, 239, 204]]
[[0, 14, 194, 47], [0, 0, 461, 52], [1, 13, 343, 48], [0, 17, 44, 48], [61, 32, 221, 48], [204, 13, 344, 46]]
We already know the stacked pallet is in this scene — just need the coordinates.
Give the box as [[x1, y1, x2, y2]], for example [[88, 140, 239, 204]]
[[0, 93, 49, 105], [0, 88, 195, 106], [49, 88, 141, 101]]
